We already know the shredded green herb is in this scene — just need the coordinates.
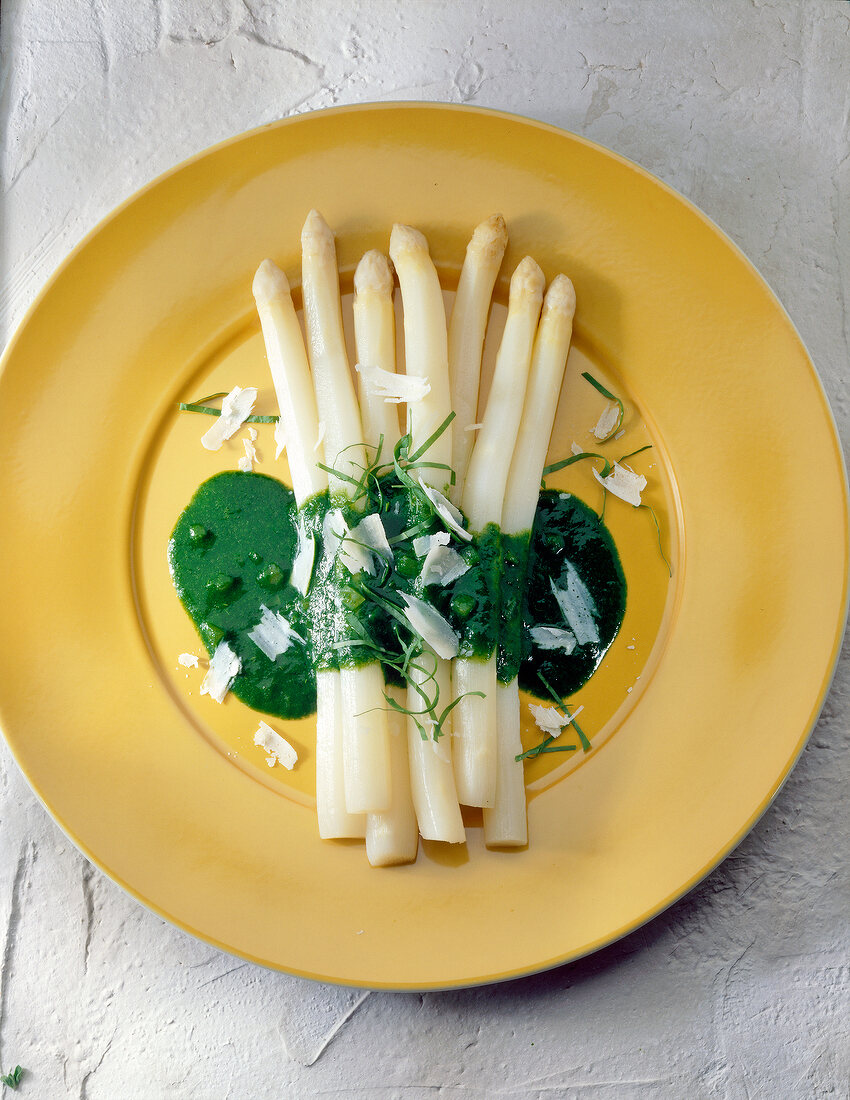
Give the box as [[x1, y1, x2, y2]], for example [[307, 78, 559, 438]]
[[542, 451, 613, 479], [1, 1066, 23, 1090], [517, 670, 591, 761], [178, 398, 279, 424], [643, 503, 672, 577]]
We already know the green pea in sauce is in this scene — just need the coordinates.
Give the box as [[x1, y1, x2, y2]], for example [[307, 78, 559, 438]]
[[168, 473, 626, 719]]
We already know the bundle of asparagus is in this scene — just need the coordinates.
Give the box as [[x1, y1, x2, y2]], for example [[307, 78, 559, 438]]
[[252, 211, 575, 866]]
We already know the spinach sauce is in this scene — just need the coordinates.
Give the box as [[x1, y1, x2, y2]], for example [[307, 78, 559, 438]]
[[169, 473, 625, 719]]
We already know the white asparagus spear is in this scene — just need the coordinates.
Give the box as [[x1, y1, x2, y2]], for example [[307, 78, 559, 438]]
[[353, 250, 401, 456], [365, 688, 419, 865], [354, 250, 419, 865], [484, 275, 577, 847], [302, 210, 392, 816], [448, 214, 508, 505], [389, 225, 453, 479], [252, 260, 365, 839], [453, 256, 546, 808], [252, 260, 328, 504], [389, 224, 465, 844]]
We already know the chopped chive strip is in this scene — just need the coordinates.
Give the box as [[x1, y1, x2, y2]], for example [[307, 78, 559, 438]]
[[618, 443, 653, 464], [516, 738, 578, 761], [315, 463, 363, 489], [534, 668, 584, 756], [642, 503, 673, 577], [542, 451, 613, 478], [582, 371, 624, 442], [178, 401, 279, 424], [408, 411, 455, 463]]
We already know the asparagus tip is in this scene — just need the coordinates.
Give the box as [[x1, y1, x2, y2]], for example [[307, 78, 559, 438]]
[[301, 208, 335, 254], [354, 250, 394, 297], [543, 273, 577, 318], [468, 213, 508, 260], [510, 256, 546, 301], [389, 223, 429, 262], [252, 258, 290, 303]]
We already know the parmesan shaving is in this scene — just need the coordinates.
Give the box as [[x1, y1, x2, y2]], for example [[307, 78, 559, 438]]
[[200, 641, 241, 703], [247, 604, 305, 661], [529, 625, 577, 653], [420, 543, 469, 587], [571, 441, 584, 456], [253, 720, 298, 770], [550, 565, 600, 646], [355, 361, 431, 404], [201, 387, 257, 451], [592, 462, 647, 507], [248, 427, 258, 442], [238, 437, 257, 472], [528, 702, 585, 738], [177, 652, 199, 668], [349, 513, 394, 572], [413, 531, 449, 559], [290, 523, 316, 596], [418, 478, 472, 542], [400, 593, 459, 659], [592, 402, 620, 440], [464, 423, 483, 432], [323, 509, 372, 576]]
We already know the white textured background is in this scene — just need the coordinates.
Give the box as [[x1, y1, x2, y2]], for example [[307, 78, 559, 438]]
[[1, 1, 849, 1096]]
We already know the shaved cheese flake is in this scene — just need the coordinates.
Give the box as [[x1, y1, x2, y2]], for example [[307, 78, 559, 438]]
[[571, 441, 584, 456], [247, 604, 305, 661], [274, 418, 287, 460], [418, 478, 472, 542], [200, 641, 241, 703], [349, 513, 394, 573], [253, 720, 298, 770], [290, 523, 316, 596], [420, 543, 469, 587], [529, 702, 585, 738], [550, 565, 600, 646], [356, 362, 431, 404], [592, 462, 647, 507], [464, 423, 484, 432], [201, 386, 257, 451], [592, 402, 620, 440], [238, 437, 257, 472], [413, 531, 449, 559], [247, 426, 258, 442], [400, 593, 459, 659], [323, 510, 372, 576], [177, 652, 199, 668], [529, 625, 577, 653]]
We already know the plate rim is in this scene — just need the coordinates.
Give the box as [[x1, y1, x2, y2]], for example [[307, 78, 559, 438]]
[[0, 101, 847, 990]]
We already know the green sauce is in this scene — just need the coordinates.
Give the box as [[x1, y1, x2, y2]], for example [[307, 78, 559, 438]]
[[515, 491, 626, 698], [168, 474, 626, 720]]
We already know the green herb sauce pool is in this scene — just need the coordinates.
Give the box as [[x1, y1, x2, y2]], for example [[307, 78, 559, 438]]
[[168, 472, 626, 719]]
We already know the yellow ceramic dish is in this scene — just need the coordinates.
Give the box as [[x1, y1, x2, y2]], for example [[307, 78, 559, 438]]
[[0, 104, 846, 990]]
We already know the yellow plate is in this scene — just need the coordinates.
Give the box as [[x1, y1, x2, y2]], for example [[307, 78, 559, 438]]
[[0, 104, 846, 990]]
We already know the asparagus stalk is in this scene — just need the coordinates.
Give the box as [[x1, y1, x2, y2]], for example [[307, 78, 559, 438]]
[[353, 250, 401, 456], [301, 210, 392, 816], [389, 224, 465, 845], [448, 214, 508, 505], [252, 259, 364, 839], [453, 256, 545, 808], [484, 275, 576, 846], [354, 250, 419, 866]]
